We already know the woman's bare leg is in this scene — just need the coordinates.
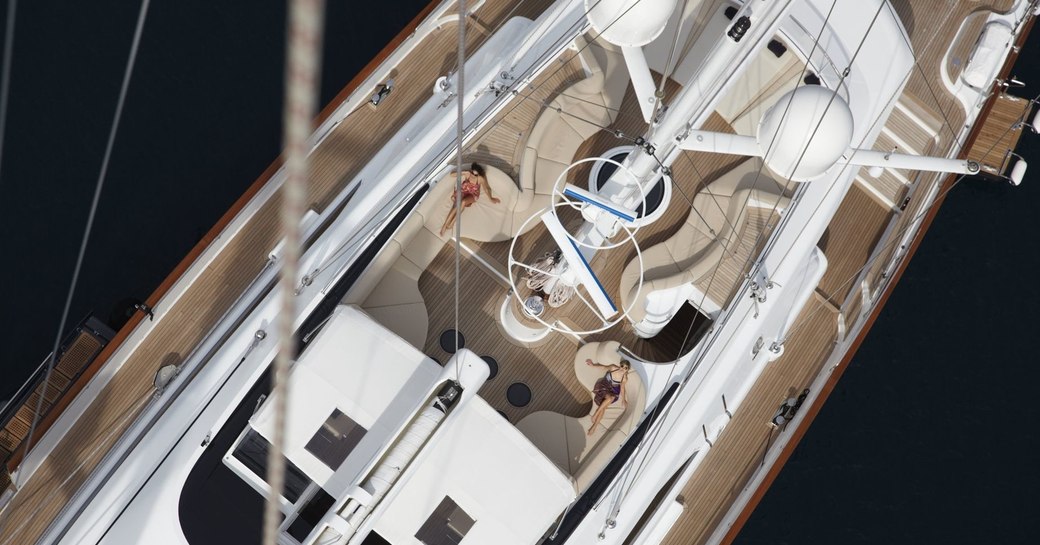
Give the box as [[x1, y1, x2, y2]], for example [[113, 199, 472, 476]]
[[440, 207, 458, 236], [588, 395, 616, 435], [440, 195, 478, 236]]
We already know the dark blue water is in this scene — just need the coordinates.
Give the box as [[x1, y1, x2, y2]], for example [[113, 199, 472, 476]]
[[0, 2, 1037, 543], [0, 0, 429, 395]]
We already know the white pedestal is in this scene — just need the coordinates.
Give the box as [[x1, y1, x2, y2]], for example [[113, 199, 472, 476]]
[[499, 293, 551, 345]]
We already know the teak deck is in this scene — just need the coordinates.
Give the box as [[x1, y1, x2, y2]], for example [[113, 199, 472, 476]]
[[0, 1, 1027, 544], [967, 93, 1034, 175]]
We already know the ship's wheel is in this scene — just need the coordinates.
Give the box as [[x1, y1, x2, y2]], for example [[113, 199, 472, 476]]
[[507, 157, 647, 335]]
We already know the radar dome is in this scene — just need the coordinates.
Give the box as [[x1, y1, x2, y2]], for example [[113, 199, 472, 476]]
[[585, 0, 678, 47], [756, 86, 854, 182]]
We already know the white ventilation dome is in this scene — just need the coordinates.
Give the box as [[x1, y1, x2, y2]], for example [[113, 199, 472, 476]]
[[756, 86, 855, 182], [585, 0, 678, 47]]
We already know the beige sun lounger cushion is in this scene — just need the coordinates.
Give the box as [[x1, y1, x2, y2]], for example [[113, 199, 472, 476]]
[[620, 157, 790, 321], [416, 166, 523, 243], [516, 341, 647, 492], [343, 164, 520, 345], [517, 40, 626, 218]]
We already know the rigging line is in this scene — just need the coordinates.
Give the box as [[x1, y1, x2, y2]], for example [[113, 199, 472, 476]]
[[603, 178, 749, 518], [671, 0, 732, 71], [602, 302, 760, 515], [263, 0, 324, 544], [661, 0, 848, 353], [610, 0, 846, 512], [659, 0, 841, 279], [648, 151, 744, 262], [554, 87, 625, 114], [456, 0, 650, 166], [604, 67, 804, 531], [0, 389, 153, 545], [306, 32, 626, 289], [731, 0, 880, 291], [505, 0, 578, 74], [14, 0, 152, 492], [761, 27, 931, 279], [671, 150, 748, 249], [764, 30, 953, 281], [771, 3, 1040, 350], [656, 0, 690, 96], [0, 0, 16, 192], [509, 86, 642, 144], [776, 108, 1027, 346], [717, 0, 845, 284], [454, 0, 466, 381], [646, 0, 691, 131], [451, 0, 624, 140]]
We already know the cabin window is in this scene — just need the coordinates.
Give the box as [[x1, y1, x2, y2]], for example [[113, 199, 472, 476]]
[[414, 496, 475, 545], [305, 408, 367, 470], [231, 428, 311, 503]]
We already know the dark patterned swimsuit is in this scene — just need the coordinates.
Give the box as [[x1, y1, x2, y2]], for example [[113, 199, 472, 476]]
[[593, 370, 622, 406]]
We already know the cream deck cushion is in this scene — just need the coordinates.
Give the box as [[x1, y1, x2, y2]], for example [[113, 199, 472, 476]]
[[620, 157, 790, 321], [517, 40, 626, 220], [418, 166, 522, 243], [516, 341, 647, 492], [343, 164, 524, 345]]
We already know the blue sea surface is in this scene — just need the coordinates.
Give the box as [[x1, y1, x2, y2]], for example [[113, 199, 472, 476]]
[[0, 2, 1037, 543]]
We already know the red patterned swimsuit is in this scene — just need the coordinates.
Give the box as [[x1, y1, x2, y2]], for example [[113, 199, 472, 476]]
[[452, 175, 482, 202]]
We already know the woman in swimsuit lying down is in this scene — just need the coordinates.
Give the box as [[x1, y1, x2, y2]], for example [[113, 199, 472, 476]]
[[439, 163, 500, 236], [585, 358, 630, 436]]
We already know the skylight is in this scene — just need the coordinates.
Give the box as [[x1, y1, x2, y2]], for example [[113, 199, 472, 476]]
[[414, 496, 475, 545], [304, 408, 367, 470]]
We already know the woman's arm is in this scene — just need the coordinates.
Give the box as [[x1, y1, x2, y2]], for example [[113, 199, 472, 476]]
[[585, 359, 610, 368], [479, 176, 500, 203], [620, 374, 628, 408]]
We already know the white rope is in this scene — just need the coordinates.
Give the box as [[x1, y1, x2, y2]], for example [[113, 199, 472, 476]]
[[0, 0, 17, 191], [263, 0, 324, 543], [16, 0, 151, 490], [453, 0, 466, 381]]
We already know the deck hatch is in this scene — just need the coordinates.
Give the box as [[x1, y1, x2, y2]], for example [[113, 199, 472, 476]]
[[305, 408, 367, 470]]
